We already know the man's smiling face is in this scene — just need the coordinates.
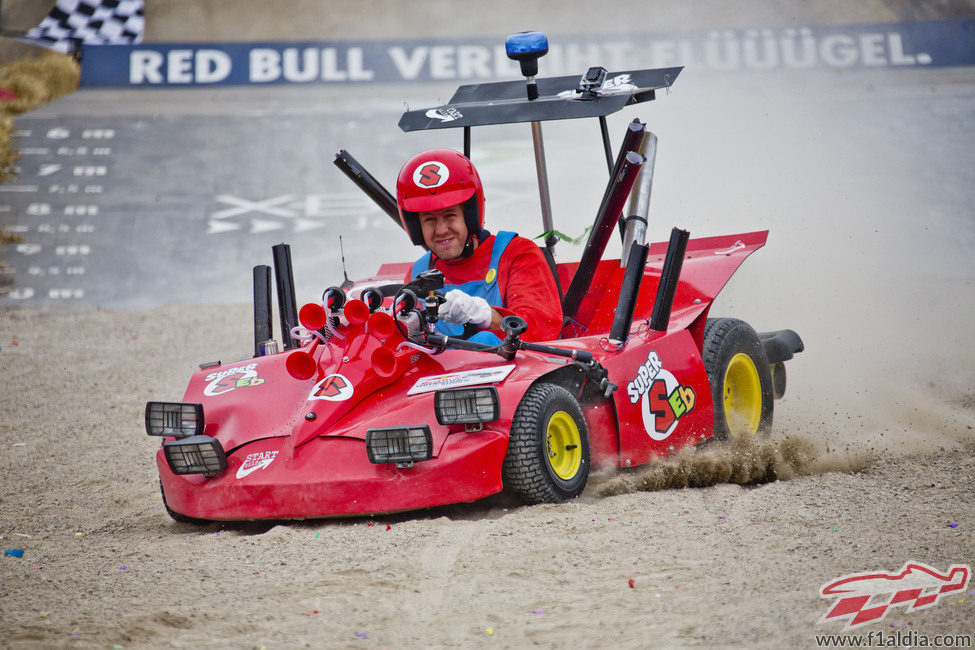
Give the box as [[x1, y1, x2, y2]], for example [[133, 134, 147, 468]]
[[419, 204, 468, 260]]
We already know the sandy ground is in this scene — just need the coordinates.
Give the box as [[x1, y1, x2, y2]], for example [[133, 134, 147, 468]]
[[0, 299, 971, 648]]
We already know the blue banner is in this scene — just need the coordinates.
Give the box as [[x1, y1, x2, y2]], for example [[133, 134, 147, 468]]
[[80, 19, 975, 88]]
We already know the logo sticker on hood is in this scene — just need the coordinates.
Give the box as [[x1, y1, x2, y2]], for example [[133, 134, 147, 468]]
[[204, 363, 265, 397], [236, 450, 279, 479], [308, 373, 354, 401]]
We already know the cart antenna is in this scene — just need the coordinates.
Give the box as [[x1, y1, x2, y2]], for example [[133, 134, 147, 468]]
[[339, 235, 353, 289]]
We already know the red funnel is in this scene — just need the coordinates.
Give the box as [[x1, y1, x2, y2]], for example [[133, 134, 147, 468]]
[[298, 303, 327, 331], [367, 311, 398, 342], [345, 299, 369, 325], [286, 350, 318, 380], [371, 346, 410, 379]]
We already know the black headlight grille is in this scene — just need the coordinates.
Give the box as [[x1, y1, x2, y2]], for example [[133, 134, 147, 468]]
[[163, 435, 227, 475], [145, 402, 203, 438], [366, 426, 433, 465], [434, 387, 500, 425]]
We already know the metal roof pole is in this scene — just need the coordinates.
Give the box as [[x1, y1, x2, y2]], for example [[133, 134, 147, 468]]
[[530, 120, 557, 252], [598, 116, 614, 176]]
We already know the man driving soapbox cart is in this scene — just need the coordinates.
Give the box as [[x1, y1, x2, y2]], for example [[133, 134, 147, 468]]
[[144, 32, 804, 522]]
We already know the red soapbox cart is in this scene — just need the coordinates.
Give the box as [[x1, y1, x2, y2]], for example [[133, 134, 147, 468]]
[[145, 32, 803, 521]]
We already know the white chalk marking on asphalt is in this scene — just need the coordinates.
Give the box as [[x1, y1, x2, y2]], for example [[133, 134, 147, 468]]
[[293, 219, 325, 232], [207, 220, 241, 234], [250, 219, 284, 234], [211, 194, 296, 219]]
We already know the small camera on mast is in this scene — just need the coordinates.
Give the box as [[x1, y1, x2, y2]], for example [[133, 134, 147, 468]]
[[578, 66, 608, 99]]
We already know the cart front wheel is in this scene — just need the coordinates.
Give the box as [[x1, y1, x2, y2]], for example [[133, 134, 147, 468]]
[[503, 383, 590, 503]]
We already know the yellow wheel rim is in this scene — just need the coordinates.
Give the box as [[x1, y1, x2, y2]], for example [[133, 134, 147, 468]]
[[723, 353, 762, 438], [546, 410, 582, 480]]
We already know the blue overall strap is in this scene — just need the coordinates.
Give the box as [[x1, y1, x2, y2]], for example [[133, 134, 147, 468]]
[[485, 231, 517, 300], [410, 251, 433, 280], [440, 231, 517, 307]]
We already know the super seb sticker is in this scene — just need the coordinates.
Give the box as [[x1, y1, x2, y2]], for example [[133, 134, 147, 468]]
[[626, 351, 696, 441]]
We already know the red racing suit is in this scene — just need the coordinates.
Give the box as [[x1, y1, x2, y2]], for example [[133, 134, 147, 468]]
[[405, 232, 563, 342]]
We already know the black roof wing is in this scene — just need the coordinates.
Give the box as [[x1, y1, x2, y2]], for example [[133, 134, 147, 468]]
[[399, 66, 682, 132]]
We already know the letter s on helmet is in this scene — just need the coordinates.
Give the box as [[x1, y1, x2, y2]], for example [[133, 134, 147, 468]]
[[396, 149, 485, 247]]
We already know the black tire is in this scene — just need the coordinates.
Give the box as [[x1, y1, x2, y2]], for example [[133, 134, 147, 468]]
[[702, 318, 774, 442], [503, 383, 590, 504], [160, 480, 208, 525]]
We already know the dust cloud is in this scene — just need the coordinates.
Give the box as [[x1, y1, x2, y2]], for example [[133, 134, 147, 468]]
[[590, 434, 874, 497]]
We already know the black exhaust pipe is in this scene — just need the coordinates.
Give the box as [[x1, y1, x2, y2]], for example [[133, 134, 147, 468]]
[[562, 150, 645, 323], [253, 264, 273, 356], [649, 228, 689, 332], [601, 120, 646, 205], [333, 150, 402, 229], [609, 242, 650, 345], [272, 243, 300, 350]]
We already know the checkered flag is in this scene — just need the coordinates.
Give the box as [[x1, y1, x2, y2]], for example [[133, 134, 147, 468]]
[[21, 0, 144, 54]]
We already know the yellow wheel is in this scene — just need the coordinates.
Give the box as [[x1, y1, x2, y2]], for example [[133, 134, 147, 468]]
[[546, 410, 583, 480], [723, 352, 763, 438], [703, 319, 773, 441], [504, 383, 590, 503]]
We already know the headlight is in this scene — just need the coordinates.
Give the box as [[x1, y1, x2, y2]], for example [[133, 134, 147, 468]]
[[366, 426, 432, 467], [163, 435, 227, 476], [434, 387, 499, 425], [145, 402, 203, 438]]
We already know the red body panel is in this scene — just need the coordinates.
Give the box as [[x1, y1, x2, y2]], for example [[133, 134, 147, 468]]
[[158, 430, 509, 519], [157, 232, 766, 519], [184, 353, 312, 450], [560, 230, 767, 338], [596, 329, 714, 467]]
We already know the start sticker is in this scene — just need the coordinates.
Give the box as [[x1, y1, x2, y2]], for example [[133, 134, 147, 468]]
[[235, 450, 279, 479], [626, 351, 696, 441]]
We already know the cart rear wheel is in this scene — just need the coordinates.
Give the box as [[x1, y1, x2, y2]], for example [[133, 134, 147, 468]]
[[703, 318, 774, 441], [503, 383, 589, 504]]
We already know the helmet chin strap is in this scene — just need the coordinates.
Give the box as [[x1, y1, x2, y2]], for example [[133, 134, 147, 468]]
[[459, 227, 490, 259]]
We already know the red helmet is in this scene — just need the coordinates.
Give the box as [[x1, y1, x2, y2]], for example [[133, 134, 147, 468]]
[[396, 149, 485, 247]]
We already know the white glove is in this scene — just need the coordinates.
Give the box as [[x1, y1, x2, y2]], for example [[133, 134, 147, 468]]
[[441, 289, 493, 328]]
